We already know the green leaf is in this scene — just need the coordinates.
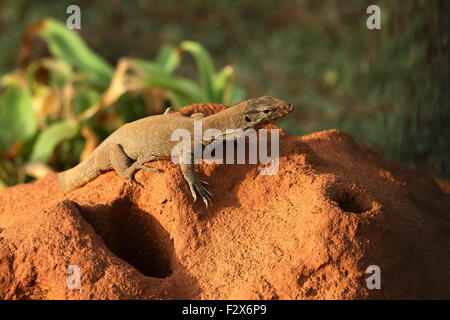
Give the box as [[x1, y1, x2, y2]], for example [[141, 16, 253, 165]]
[[30, 120, 79, 163], [155, 45, 180, 74], [26, 58, 74, 89], [117, 92, 146, 122], [72, 89, 101, 115], [168, 92, 201, 109], [0, 85, 37, 150], [36, 18, 114, 87], [213, 65, 234, 103], [129, 58, 206, 108], [141, 73, 207, 106], [131, 58, 167, 76], [228, 86, 246, 105], [180, 41, 216, 101]]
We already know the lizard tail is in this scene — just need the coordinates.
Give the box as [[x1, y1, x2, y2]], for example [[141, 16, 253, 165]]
[[58, 155, 101, 192]]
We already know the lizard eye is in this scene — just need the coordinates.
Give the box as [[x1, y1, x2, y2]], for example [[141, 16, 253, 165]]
[[245, 115, 252, 122], [263, 109, 270, 114]]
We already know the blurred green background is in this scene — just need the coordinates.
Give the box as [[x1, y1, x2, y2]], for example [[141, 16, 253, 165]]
[[0, 0, 448, 188]]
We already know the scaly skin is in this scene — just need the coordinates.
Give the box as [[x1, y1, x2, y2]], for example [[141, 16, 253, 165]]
[[58, 96, 294, 206]]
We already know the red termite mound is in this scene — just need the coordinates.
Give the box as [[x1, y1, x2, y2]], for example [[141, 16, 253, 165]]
[[0, 103, 449, 299]]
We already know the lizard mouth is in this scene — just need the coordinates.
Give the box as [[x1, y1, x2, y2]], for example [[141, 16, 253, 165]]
[[264, 104, 295, 122], [280, 103, 294, 115], [243, 104, 295, 131]]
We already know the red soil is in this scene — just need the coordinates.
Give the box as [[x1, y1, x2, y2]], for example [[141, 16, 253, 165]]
[[0, 104, 449, 299]]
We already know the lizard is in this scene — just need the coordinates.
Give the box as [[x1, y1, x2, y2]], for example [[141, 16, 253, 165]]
[[58, 96, 294, 206]]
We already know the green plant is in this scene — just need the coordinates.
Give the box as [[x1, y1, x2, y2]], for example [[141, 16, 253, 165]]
[[0, 18, 246, 188]]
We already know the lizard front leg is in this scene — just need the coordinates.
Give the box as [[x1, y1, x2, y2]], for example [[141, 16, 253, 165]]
[[97, 144, 161, 186], [179, 151, 212, 207]]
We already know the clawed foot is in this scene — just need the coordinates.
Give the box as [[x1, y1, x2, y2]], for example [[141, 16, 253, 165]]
[[134, 164, 163, 173], [188, 179, 212, 208], [126, 159, 163, 188]]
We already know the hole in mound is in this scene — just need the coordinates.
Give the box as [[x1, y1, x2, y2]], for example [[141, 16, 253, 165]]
[[328, 184, 373, 214], [17, 284, 49, 300], [79, 198, 173, 278]]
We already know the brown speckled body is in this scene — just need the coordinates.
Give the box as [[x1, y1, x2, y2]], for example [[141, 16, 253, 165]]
[[58, 97, 294, 206]]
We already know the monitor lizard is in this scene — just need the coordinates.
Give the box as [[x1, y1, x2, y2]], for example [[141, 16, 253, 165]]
[[58, 96, 294, 206]]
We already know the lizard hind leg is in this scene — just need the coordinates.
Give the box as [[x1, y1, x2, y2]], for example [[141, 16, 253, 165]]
[[129, 154, 163, 181], [100, 144, 160, 187]]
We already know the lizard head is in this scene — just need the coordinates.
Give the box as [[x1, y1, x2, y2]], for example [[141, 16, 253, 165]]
[[238, 96, 294, 130], [201, 96, 294, 143]]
